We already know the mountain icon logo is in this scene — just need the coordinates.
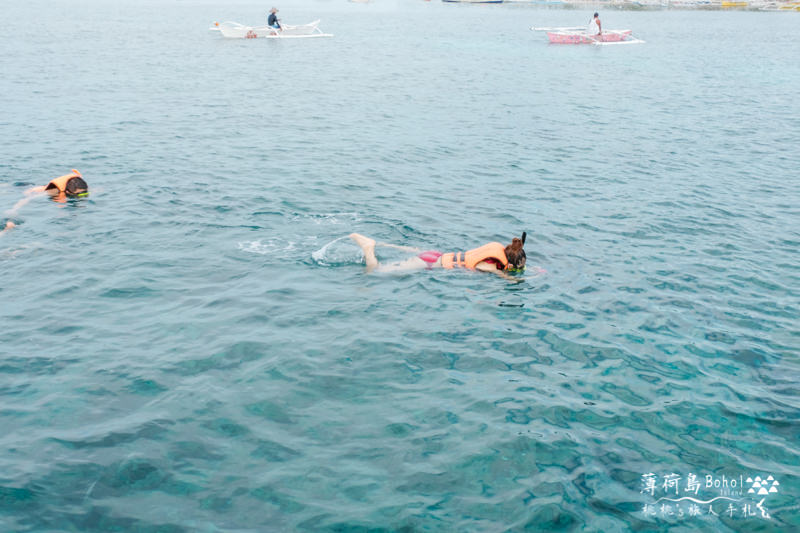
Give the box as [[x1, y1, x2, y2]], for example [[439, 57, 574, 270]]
[[746, 475, 779, 495]]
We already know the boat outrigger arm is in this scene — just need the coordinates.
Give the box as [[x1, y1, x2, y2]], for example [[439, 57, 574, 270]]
[[585, 30, 645, 46], [210, 20, 333, 39], [530, 26, 585, 31]]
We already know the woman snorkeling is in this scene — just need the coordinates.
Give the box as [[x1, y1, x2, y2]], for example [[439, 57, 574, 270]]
[[349, 232, 527, 278]]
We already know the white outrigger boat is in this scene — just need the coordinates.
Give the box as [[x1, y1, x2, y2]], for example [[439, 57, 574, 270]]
[[531, 26, 644, 46], [210, 20, 333, 39]]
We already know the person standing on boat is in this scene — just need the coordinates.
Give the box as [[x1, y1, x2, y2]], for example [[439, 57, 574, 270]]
[[268, 7, 281, 30], [588, 12, 602, 36]]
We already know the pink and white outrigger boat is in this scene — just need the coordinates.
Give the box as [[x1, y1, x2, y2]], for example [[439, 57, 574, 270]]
[[531, 26, 644, 46]]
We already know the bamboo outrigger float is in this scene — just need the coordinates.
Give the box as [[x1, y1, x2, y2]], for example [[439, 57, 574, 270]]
[[210, 20, 333, 39]]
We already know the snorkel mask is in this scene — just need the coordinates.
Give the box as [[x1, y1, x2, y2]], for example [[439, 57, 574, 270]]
[[64, 176, 89, 198], [49, 190, 89, 203]]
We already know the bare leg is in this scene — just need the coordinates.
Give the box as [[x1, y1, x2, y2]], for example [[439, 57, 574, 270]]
[[377, 242, 422, 253], [349, 233, 440, 273], [350, 233, 432, 273], [372, 256, 429, 272], [349, 233, 379, 272]]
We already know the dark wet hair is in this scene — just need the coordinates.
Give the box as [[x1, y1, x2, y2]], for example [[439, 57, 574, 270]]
[[64, 176, 88, 196], [594, 12, 599, 17], [505, 232, 527, 270]]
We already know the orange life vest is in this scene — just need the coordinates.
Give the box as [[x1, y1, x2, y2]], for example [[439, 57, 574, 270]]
[[45, 169, 83, 193], [441, 242, 509, 270]]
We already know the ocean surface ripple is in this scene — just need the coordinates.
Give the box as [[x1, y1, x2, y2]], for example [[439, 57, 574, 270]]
[[1, 1, 798, 531]]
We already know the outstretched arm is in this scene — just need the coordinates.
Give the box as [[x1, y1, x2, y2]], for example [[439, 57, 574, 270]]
[[475, 261, 521, 281], [5, 186, 46, 219]]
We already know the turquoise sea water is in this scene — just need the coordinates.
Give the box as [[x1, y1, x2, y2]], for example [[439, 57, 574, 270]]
[[2, 0, 799, 530]]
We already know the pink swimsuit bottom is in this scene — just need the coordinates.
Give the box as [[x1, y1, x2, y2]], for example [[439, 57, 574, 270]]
[[418, 251, 443, 267]]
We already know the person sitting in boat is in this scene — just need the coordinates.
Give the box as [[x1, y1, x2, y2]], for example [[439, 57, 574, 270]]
[[588, 12, 602, 36], [349, 232, 528, 279], [2, 170, 89, 236], [268, 7, 281, 30]]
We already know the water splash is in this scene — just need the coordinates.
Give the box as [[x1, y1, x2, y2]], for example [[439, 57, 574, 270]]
[[311, 236, 362, 266], [237, 239, 298, 256]]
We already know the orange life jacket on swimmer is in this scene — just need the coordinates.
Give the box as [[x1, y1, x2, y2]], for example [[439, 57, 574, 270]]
[[44, 169, 87, 203], [45, 169, 84, 194], [441, 242, 508, 270]]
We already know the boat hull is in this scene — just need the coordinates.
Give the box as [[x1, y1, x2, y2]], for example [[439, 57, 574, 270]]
[[547, 30, 632, 44]]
